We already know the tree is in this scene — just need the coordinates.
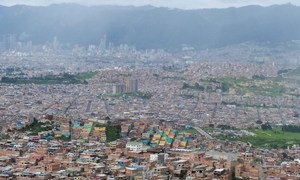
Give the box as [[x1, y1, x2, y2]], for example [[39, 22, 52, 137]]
[[183, 82, 189, 89], [1, 76, 17, 83], [282, 125, 300, 133], [256, 120, 262, 124], [261, 122, 272, 131], [221, 83, 230, 92]]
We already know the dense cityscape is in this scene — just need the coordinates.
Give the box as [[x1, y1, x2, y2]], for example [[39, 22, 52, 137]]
[[1, 2, 300, 180], [0, 32, 299, 179]]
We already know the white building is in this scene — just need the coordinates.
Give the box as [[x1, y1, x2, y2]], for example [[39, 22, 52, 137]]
[[126, 142, 148, 152]]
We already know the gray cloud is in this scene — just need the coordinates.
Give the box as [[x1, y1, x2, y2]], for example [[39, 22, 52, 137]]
[[0, 0, 299, 9]]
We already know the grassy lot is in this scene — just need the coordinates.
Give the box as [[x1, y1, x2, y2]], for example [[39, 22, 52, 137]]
[[219, 77, 286, 97], [179, 127, 199, 135], [75, 71, 98, 80], [238, 128, 300, 149]]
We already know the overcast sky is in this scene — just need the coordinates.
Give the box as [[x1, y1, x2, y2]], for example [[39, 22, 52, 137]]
[[0, 0, 299, 9]]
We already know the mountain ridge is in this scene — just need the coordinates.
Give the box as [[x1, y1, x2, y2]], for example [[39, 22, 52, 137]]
[[1, 3, 300, 50]]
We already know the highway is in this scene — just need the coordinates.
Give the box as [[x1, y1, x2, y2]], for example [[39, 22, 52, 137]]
[[194, 127, 214, 140]]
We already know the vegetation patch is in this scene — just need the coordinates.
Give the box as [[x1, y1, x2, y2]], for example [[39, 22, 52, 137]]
[[75, 71, 98, 80], [179, 94, 195, 99], [17, 121, 54, 135], [179, 127, 199, 135], [285, 67, 300, 76], [95, 123, 121, 142], [55, 135, 71, 141], [282, 125, 300, 133], [182, 82, 205, 91], [163, 66, 185, 72], [0, 134, 10, 140], [237, 128, 300, 149], [1, 71, 97, 84], [218, 77, 286, 97]]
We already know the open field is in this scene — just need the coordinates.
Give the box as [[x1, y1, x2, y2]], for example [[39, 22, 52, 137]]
[[238, 128, 300, 148], [75, 71, 98, 80], [179, 127, 199, 135], [219, 77, 286, 97]]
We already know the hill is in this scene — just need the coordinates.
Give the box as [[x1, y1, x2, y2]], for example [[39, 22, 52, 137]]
[[1, 4, 300, 50]]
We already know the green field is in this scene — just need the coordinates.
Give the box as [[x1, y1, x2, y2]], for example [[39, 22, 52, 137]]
[[75, 71, 98, 80], [179, 127, 199, 135], [0, 71, 97, 84], [197, 76, 288, 96], [238, 128, 300, 149], [219, 77, 286, 97]]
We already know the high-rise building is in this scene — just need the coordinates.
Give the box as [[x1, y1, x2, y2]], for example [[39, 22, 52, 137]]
[[99, 34, 107, 51], [125, 78, 138, 93], [113, 84, 126, 94], [2, 34, 17, 51], [108, 42, 114, 51], [53, 36, 60, 51]]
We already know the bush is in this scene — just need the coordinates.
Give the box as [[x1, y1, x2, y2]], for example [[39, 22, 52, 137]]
[[261, 122, 272, 131]]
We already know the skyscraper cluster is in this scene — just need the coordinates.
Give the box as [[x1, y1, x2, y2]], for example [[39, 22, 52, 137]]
[[113, 78, 139, 94], [0, 34, 17, 51]]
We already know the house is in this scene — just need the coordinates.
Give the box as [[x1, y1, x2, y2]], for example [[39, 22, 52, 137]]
[[235, 163, 260, 180], [126, 142, 148, 152]]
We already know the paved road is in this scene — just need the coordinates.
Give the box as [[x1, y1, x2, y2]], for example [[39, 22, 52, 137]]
[[194, 127, 213, 140], [64, 97, 78, 115]]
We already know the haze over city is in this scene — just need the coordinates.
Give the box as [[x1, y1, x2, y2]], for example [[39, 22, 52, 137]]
[[1, 0, 300, 9]]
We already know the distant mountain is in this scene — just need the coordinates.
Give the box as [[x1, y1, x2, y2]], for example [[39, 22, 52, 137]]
[[1, 3, 300, 50]]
